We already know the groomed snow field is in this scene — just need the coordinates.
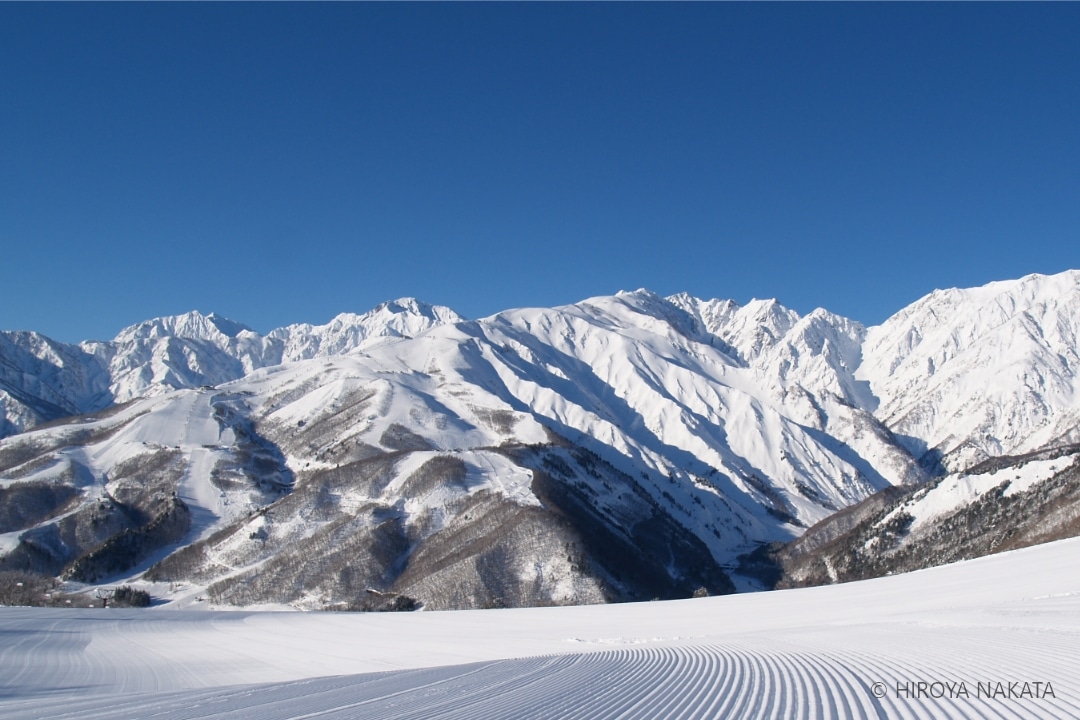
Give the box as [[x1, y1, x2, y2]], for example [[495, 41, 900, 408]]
[[2, 536, 1079, 719]]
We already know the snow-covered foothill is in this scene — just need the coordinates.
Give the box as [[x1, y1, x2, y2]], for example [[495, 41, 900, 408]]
[[886, 455, 1076, 534]]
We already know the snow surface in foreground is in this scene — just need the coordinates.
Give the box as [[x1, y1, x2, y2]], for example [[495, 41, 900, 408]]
[[3, 538, 1080, 719]]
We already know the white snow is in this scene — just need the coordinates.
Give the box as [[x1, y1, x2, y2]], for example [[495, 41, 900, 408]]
[[886, 456, 1075, 534], [0, 531, 20, 555], [858, 270, 1080, 470], [2, 536, 1079, 718]]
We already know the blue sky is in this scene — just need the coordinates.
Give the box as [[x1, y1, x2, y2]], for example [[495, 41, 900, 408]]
[[3, 3, 1079, 343]]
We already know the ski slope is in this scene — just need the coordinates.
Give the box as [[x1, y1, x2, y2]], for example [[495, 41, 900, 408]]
[[3, 537, 1079, 719]]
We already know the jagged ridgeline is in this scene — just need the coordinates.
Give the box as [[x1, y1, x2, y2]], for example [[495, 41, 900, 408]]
[[2, 270, 1080, 609]]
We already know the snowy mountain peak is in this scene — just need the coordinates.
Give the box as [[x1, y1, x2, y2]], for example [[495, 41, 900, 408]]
[[113, 310, 252, 343], [614, 288, 661, 301], [593, 289, 704, 339], [666, 294, 741, 339], [268, 299, 465, 361], [203, 312, 251, 338], [858, 268, 1080, 472], [376, 297, 462, 320], [367, 297, 466, 331], [740, 298, 798, 326], [716, 299, 801, 364]]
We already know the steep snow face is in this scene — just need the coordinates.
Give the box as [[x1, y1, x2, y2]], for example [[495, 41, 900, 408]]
[[667, 294, 923, 488], [666, 294, 802, 365], [748, 309, 925, 488], [753, 309, 868, 410], [666, 293, 740, 342], [666, 294, 870, 416], [104, 335, 251, 404], [431, 291, 892, 533], [858, 270, 1080, 472]]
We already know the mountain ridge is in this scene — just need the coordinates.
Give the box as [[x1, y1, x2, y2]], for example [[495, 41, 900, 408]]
[[0, 298, 464, 436]]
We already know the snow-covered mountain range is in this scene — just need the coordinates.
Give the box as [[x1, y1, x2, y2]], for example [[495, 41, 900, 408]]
[[2, 270, 1079, 608], [0, 299, 463, 438]]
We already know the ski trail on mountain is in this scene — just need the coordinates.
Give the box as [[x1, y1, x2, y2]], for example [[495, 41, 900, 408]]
[[170, 390, 232, 541]]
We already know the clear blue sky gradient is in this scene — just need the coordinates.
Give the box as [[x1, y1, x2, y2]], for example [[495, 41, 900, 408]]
[[3, 3, 1079, 342]]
